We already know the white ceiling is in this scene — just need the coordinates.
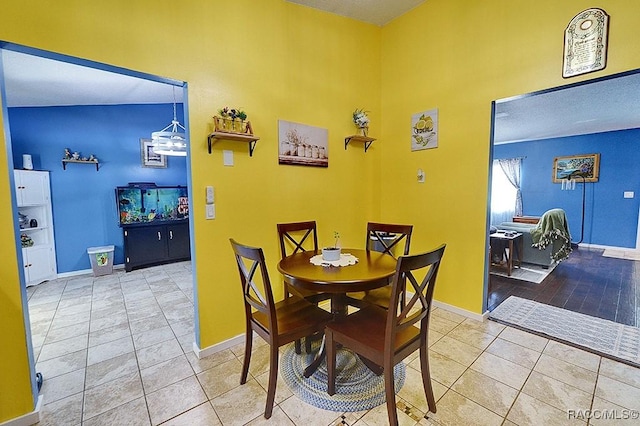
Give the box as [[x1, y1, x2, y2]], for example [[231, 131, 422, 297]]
[[1, 49, 181, 108], [494, 72, 640, 144], [286, 0, 426, 26]]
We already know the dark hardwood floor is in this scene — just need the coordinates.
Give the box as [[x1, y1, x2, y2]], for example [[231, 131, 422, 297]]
[[488, 247, 640, 327]]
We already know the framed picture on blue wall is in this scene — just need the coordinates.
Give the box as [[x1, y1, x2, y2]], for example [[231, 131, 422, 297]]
[[552, 153, 599, 183], [140, 138, 167, 168]]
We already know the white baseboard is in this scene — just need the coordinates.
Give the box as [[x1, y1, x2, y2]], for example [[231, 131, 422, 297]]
[[432, 299, 488, 322], [0, 395, 42, 426], [577, 243, 637, 252], [193, 334, 245, 359]]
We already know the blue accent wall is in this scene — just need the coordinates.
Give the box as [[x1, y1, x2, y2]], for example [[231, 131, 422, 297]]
[[9, 104, 188, 273], [494, 129, 640, 248]]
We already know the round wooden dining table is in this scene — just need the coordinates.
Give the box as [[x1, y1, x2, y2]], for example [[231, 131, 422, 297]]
[[277, 248, 397, 376], [277, 248, 397, 312]]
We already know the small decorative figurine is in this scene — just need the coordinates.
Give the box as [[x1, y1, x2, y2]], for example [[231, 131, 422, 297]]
[[64, 148, 72, 159], [72, 152, 80, 160], [89, 154, 97, 162]]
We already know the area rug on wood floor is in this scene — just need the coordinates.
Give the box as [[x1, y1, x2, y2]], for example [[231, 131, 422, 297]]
[[490, 296, 640, 366], [490, 262, 557, 284], [280, 343, 405, 412]]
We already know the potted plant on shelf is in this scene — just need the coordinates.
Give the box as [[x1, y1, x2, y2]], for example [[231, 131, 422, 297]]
[[214, 107, 253, 135], [353, 108, 370, 136], [322, 231, 341, 261]]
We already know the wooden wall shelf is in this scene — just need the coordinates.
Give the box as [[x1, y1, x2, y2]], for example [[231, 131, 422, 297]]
[[344, 134, 376, 152], [207, 132, 260, 156], [62, 159, 99, 171]]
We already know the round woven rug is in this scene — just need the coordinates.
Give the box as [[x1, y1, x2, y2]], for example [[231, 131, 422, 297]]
[[280, 343, 405, 412]]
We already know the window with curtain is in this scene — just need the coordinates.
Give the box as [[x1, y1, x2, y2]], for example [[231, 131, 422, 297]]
[[490, 158, 522, 226]]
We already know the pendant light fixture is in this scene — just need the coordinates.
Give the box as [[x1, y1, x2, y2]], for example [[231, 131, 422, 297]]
[[151, 85, 187, 156]]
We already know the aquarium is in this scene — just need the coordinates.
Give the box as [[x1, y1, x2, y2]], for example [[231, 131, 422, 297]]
[[116, 183, 189, 226]]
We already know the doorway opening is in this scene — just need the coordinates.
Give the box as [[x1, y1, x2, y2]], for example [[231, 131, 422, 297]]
[[484, 68, 640, 328], [1, 41, 196, 403]]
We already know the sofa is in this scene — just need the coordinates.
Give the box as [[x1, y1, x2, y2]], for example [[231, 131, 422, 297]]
[[497, 222, 554, 268]]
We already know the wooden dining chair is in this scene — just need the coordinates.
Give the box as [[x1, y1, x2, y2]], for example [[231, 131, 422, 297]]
[[277, 221, 331, 353], [277, 221, 329, 302], [326, 244, 446, 426], [230, 238, 333, 419], [347, 222, 413, 309]]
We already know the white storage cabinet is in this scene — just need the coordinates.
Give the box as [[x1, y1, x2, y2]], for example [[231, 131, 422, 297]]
[[14, 170, 57, 286]]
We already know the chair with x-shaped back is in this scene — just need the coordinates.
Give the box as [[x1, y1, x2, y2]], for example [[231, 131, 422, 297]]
[[347, 222, 413, 309], [326, 244, 446, 426], [277, 221, 331, 353], [230, 238, 333, 419], [277, 221, 331, 303]]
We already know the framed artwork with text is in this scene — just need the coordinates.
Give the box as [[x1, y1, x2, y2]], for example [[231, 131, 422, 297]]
[[563, 8, 609, 78]]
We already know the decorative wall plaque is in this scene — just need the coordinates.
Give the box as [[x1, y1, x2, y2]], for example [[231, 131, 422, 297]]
[[411, 108, 438, 151], [562, 8, 609, 78]]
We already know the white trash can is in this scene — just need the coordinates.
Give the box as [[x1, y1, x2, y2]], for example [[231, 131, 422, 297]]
[[87, 245, 115, 277]]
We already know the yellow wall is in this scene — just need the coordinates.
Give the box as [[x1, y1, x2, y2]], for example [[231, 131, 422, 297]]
[[186, 4, 383, 350], [0, 89, 34, 421], [379, 0, 640, 312], [1, 0, 639, 421], [0, 0, 381, 421]]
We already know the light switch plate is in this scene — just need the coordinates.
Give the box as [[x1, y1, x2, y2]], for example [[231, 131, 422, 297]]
[[206, 186, 214, 204], [624, 191, 634, 199], [223, 150, 234, 166], [206, 204, 215, 219]]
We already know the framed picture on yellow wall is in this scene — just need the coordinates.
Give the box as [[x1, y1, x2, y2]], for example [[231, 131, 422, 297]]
[[278, 120, 328, 167], [411, 109, 438, 151], [552, 153, 599, 183], [562, 8, 609, 78]]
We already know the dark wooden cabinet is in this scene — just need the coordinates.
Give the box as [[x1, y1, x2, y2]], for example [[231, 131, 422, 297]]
[[123, 221, 190, 272], [167, 223, 191, 260]]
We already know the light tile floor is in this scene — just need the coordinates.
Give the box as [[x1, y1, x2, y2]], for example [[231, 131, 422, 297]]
[[27, 262, 640, 425]]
